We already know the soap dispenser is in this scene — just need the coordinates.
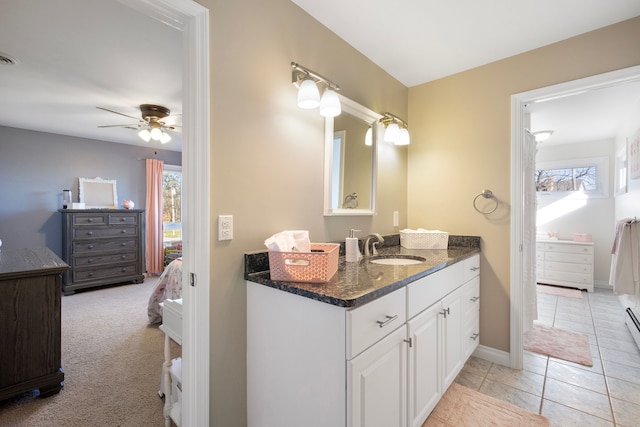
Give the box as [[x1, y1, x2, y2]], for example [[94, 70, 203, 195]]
[[346, 229, 361, 263]]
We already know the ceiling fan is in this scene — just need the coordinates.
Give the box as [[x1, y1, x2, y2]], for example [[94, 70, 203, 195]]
[[97, 104, 180, 144]]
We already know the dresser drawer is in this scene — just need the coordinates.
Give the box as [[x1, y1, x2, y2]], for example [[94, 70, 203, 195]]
[[346, 287, 406, 359], [407, 262, 463, 319], [73, 262, 139, 282], [74, 252, 138, 267], [544, 261, 592, 274], [72, 226, 138, 240], [109, 213, 140, 225], [73, 239, 138, 254], [543, 270, 592, 285], [545, 252, 593, 264], [544, 243, 593, 255], [72, 214, 107, 226]]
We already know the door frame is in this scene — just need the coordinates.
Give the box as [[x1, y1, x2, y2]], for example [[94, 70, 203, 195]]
[[121, 0, 211, 424], [510, 65, 640, 369]]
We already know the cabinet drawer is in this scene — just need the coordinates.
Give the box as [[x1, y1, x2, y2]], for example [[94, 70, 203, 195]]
[[72, 214, 107, 226], [463, 254, 480, 283], [347, 288, 406, 359], [545, 252, 592, 264], [407, 262, 464, 319], [74, 252, 138, 267], [73, 239, 138, 253], [73, 262, 139, 282], [72, 226, 138, 240], [544, 270, 592, 285], [462, 276, 480, 314], [109, 213, 140, 225], [535, 242, 545, 252], [544, 243, 593, 255], [544, 261, 592, 274]]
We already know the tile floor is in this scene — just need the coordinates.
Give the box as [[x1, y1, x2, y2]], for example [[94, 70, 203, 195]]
[[455, 287, 640, 426]]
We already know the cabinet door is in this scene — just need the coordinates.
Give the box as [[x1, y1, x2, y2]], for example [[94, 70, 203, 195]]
[[407, 303, 442, 427], [461, 276, 480, 360], [348, 325, 407, 427], [441, 287, 463, 390]]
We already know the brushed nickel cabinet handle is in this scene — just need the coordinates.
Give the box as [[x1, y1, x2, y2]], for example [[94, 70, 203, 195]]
[[376, 315, 398, 328]]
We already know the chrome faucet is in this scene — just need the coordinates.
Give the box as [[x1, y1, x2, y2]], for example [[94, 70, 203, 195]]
[[363, 233, 384, 257]]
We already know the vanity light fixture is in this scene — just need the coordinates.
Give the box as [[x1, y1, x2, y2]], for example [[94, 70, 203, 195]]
[[291, 62, 341, 117], [381, 112, 410, 145], [527, 129, 554, 143]]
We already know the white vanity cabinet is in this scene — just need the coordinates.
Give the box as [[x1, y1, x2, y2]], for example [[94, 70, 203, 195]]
[[246, 253, 480, 427]]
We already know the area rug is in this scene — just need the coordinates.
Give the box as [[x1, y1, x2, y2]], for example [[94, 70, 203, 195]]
[[423, 382, 550, 426], [537, 284, 582, 299], [524, 324, 593, 366]]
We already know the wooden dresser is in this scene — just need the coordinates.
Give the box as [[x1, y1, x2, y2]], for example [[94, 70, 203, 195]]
[[0, 247, 68, 401], [60, 209, 145, 295], [536, 239, 594, 292]]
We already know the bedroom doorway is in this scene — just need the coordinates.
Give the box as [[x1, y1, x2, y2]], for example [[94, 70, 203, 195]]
[[510, 65, 640, 370], [124, 1, 211, 424]]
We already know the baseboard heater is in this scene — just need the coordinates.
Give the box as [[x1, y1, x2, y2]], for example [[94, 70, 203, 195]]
[[625, 307, 640, 351]]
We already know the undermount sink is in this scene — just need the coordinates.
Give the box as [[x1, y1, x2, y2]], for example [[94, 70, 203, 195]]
[[368, 255, 426, 266]]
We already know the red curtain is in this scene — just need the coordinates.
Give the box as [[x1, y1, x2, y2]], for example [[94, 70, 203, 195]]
[[146, 158, 164, 274]]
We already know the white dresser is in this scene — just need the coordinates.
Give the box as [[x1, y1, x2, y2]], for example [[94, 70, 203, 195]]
[[536, 240, 594, 292]]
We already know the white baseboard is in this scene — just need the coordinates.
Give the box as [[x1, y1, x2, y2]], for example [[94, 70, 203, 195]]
[[472, 345, 510, 367]]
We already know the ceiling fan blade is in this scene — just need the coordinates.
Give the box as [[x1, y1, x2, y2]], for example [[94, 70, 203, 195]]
[[98, 124, 143, 128], [96, 106, 143, 122]]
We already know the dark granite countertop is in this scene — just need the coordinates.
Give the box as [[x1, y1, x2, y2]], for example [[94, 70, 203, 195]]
[[244, 234, 480, 308]]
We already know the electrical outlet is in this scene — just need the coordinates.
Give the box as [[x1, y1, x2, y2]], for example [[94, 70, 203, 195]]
[[218, 215, 233, 240]]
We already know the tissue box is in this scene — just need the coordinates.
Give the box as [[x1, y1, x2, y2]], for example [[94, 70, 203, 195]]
[[268, 243, 340, 283], [400, 230, 449, 249]]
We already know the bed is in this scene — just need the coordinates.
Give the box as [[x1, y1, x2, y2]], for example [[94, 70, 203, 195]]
[[148, 257, 183, 324]]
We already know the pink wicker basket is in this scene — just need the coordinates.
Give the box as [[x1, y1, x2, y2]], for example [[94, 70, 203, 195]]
[[268, 243, 340, 283]]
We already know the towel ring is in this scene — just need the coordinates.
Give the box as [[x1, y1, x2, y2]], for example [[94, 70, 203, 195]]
[[473, 189, 498, 214]]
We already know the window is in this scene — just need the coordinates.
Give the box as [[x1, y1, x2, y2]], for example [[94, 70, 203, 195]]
[[163, 165, 182, 244], [536, 156, 609, 198]]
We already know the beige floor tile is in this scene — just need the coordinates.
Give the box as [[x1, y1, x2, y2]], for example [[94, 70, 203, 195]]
[[543, 377, 612, 420], [603, 359, 640, 384], [541, 399, 613, 427], [545, 359, 607, 394], [478, 379, 541, 414], [611, 397, 640, 427], [599, 345, 640, 369], [597, 336, 640, 354], [461, 355, 492, 377], [607, 376, 640, 406], [524, 351, 548, 376], [453, 369, 484, 390], [486, 363, 545, 396]]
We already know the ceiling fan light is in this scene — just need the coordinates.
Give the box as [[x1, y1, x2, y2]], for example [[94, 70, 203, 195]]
[[138, 128, 151, 142], [160, 131, 172, 144], [396, 127, 410, 146], [150, 127, 163, 141], [365, 127, 373, 146], [297, 78, 320, 109], [319, 89, 341, 117], [384, 123, 400, 143]]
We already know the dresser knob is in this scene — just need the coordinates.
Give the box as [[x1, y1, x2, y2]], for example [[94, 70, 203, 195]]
[[121, 268, 127, 272], [121, 255, 127, 260], [88, 244, 94, 249], [88, 258, 93, 263], [121, 242, 127, 247], [87, 231, 93, 236], [88, 218, 93, 223], [88, 272, 94, 277], [121, 218, 126, 222], [121, 229, 127, 233]]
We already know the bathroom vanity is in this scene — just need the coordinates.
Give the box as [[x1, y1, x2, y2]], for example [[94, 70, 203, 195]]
[[245, 236, 480, 427]]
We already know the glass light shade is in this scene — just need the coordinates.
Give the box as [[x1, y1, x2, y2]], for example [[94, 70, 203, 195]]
[[365, 127, 372, 146], [138, 129, 151, 142], [160, 131, 172, 144], [297, 78, 320, 109], [319, 89, 341, 117], [150, 127, 163, 140], [396, 127, 410, 145], [533, 130, 553, 142], [384, 123, 400, 143]]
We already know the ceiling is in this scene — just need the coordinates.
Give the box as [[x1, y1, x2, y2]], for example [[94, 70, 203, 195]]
[[1, 1, 639, 152]]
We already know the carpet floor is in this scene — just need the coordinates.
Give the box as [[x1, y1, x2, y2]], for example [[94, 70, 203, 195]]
[[423, 382, 550, 426], [0, 277, 175, 427], [524, 324, 593, 366]]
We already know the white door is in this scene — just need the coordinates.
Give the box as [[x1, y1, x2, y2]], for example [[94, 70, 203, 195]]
[[407, 303, 442, 427], [348, 325, 407, 427]]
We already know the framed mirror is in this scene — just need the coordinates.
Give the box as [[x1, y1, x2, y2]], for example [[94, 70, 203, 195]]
[[79, 177, 118, 208], [324, 95, 382, 216]]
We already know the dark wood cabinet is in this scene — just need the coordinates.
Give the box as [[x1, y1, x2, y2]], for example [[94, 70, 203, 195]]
[[60, 209, 145, 295], [0, 247, 69, 402]]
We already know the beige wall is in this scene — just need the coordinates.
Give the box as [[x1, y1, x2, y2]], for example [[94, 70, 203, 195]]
[[408, 17, 640, 353], [202, 0, 407, 425]]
